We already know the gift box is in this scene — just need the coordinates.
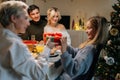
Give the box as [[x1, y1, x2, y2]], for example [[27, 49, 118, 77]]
[[43, 32, 62, 45]]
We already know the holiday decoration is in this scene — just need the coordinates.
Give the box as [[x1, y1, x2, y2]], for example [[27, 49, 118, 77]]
[[94, 0, 120, 80], [72, 15, 85, 30], [72, 19, 75, 30]]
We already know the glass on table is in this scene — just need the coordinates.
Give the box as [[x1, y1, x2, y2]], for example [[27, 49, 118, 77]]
[[35, 44, 44, 53]]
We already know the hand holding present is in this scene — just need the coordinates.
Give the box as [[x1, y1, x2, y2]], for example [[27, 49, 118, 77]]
[[60, 37, 67, 54], [46, 38, 58, 49], [43, 32, 62, 45]]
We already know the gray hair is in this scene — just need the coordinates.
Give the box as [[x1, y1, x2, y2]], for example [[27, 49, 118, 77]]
[[0, 1, 28, 28]]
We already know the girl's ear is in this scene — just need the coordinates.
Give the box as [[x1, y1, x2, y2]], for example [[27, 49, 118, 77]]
[[10, 15, 17, 23]]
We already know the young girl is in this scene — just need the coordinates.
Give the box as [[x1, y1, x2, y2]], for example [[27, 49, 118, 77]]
[[56, 16, 109, 80]]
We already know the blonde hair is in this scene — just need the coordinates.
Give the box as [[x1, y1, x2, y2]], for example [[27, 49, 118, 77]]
[[46, 7, 61, 24], [0, 1, 28, 27], [80, 16, 109, 48]]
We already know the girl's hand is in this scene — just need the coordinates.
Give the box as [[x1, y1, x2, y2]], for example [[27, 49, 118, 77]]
[[60, 37, 67, 53], [46, 39, 58, 49]]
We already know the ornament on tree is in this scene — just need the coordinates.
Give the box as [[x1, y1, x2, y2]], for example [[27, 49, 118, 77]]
[[104, 56, 115, 65]]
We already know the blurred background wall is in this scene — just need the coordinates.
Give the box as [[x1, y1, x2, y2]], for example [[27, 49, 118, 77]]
[[26, 0, 116, 29]]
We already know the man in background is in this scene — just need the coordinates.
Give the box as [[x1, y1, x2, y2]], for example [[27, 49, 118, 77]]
[[20, 4, 47, 41]]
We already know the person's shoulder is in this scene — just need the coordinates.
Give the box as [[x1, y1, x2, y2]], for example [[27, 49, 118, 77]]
[[41, 19, 47, 24], [57, 23, 64, 27], [57, 23, 65, 30], [85, 44, 95, 48], [84, 44, 97, 52], [44, 24, 49, 28], [29, 20, 32, 23]]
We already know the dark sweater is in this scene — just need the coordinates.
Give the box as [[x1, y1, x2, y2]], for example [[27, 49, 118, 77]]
[[20, 19, 47, 41]]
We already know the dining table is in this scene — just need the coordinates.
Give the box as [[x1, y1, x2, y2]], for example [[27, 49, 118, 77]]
[[23, 40, 63, 80], [32, 49, 63, 80], [36, 50, 63, 80]]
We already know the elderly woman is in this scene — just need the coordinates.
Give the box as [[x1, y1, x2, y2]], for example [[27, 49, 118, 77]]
[[0, 1, 50, 80], [55, 16, 109, 80]]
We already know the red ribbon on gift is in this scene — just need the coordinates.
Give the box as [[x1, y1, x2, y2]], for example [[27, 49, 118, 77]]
[[43, 33, 62, 45]]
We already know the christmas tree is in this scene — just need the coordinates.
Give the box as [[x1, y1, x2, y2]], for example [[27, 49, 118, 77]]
[[94, 0, 120, 80]]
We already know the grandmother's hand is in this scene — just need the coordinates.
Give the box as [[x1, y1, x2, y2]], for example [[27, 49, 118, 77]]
[[60, 37, 67, 53]]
